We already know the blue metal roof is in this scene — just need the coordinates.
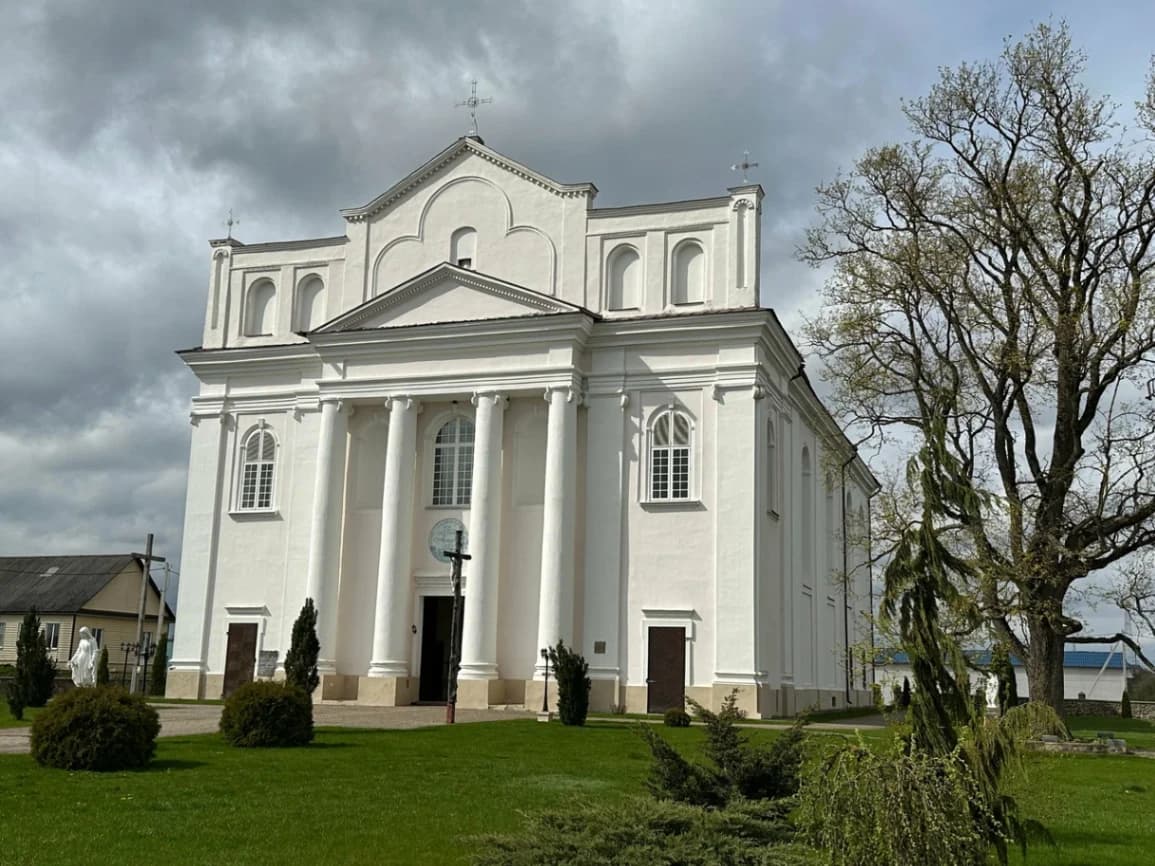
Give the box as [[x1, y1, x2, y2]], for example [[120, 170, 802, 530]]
[[880, 648, 1126, 670]]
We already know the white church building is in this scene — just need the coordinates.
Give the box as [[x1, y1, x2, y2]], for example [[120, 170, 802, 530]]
[[167, 136, 878, 717]]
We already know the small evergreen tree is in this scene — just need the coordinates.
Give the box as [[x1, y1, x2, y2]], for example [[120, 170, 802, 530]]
[[284, 598, 320, 695], [6, 609, 57, 718], [96, 646, 111, 687], [547, 641, 590, 726], [149, 635, 168, 696], [992, 643, 1019, 715], [1121, 689, 1133, 719], [900, 676, 912, 710]]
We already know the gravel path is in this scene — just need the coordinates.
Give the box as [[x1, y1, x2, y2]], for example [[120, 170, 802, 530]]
[[0, 703, 534, 755]]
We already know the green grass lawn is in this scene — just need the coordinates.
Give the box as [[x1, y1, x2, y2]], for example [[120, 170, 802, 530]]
[[0, 703, 42, 728], [1066, 715, 1155, 750], [0, 719, 1152, 865]]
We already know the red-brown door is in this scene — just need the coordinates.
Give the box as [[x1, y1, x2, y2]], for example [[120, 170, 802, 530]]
[[646, 626, 686, 713], [222, 623, 258, 697]]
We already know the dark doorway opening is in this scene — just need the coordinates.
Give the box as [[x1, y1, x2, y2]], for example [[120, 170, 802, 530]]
[[418, 596, 454, 702], [646, 626, 686, 713]]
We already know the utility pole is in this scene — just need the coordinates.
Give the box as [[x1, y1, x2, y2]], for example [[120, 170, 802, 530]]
[[443, 530, 471, 724], [130, 534, 166, 694]]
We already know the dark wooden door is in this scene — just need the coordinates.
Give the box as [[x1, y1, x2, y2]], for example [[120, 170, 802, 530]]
[[418, 597, 453, 702], [646, 626, 686, 713], [222, 623, 258, 697]]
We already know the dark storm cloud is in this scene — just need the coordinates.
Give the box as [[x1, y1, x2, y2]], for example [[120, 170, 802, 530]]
[[3, 0, 1152, 643]]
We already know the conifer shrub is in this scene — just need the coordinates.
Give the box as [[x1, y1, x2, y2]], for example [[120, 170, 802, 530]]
[[643, 691, 808, 806], [95, 647, 110, 687], [219, 680, 313, 747], [664, 707, 692, 727], [547, 641, 590, 726], [6, 609, 57, 719], [899, 676, 912, 709], [30, 686, 159, 771], [284, 598, 320, 695], [149, 635, 168, 696], [871, 682, 883, 711], [472, 796, 816, 866], [1121, 689, 1133, 719], [891, 682, 902, 708]]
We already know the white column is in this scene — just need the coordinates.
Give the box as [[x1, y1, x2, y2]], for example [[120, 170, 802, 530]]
[[460, 391, 506, 680], [368, 396, 421, 677], [536, 385, 578, 671], [304, 398, 346, 674]]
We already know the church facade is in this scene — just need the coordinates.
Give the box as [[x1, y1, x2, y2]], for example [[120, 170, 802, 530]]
[[167, 136, 878, 717]]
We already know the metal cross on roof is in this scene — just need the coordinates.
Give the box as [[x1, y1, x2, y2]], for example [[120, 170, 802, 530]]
[[225, 209, 240, 240], [731, 150, 759, 184], [456, 79, 493, 137]]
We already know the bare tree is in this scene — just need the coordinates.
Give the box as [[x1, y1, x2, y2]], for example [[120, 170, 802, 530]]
[[802, 22, 1155, 710]]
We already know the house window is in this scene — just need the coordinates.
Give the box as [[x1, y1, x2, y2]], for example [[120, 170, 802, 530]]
[[432, 417, 475, 506], [650, 408, 692, 501], [801, 446, 814, 578], [239, 427, 277, 510], [43, 622, 60, 651], [0, 622, 5, 648], [90, 627, 103, 648]]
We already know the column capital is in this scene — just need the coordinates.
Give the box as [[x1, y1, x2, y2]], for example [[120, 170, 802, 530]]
[[543, 384, 583, 406], [384, 395, 422, 414], [470, 391, 508, 410]]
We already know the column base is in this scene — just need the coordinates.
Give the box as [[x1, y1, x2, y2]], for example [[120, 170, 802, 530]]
[[366, 660, 409, 678], [320, 673, 358, 701], [357, 675, 416, 706], [458, 661, 499, 680], [523, 678, 559, 715]]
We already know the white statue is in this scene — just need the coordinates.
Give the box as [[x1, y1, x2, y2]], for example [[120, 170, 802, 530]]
[[985, 671, 1000, 710], [69, 627, 99, 687]]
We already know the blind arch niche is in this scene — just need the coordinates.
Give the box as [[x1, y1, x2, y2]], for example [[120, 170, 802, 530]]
[[606, 245, 641, 310]]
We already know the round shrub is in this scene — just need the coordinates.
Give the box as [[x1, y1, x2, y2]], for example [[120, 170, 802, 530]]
[[664, 707, 692, 727], [30, 686, 159, 771], [220, 680, 314, 747]]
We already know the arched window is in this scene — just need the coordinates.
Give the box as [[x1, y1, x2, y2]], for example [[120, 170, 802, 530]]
[[671, 240, 705, 305], [244, 280, 276, 336], [451, 227, 477, 269], [239, 427, 276, 510], [295, 275, 325, 332], [767, 418, 777, 512], [801, 446, 813, 577], [432, 417, 475, 506], [607, 245, 641, 310], [650, 408, 692, 500]]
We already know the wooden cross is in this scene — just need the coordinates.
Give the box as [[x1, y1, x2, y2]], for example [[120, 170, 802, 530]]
[[455, 79, 493, 137], [443, 529, 471, 723], [730, 150, 759, 183]]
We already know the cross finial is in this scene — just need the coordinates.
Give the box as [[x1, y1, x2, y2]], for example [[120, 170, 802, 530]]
[[730, 150, 759, 184], [456, 79, 493, 137], [225, 209, 240, 240]]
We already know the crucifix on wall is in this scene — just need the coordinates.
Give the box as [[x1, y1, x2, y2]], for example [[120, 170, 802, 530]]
[[443, 529, 471, 724]]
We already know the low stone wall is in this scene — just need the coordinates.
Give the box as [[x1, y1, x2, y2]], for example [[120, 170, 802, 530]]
[[1062, 698, 1155, 720]]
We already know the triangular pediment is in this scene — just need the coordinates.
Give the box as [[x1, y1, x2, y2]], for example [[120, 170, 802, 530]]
[[313, 263, 588, 333], [340, 137, 597, 223]]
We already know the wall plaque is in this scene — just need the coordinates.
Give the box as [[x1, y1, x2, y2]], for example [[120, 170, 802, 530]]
[[257, 650, 278, 678]]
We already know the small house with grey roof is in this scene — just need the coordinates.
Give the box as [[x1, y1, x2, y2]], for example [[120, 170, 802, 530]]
[[0, 555, 174, 679]]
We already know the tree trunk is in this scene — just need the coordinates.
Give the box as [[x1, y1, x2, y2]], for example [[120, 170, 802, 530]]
[[1025, 618, 1066, 713]]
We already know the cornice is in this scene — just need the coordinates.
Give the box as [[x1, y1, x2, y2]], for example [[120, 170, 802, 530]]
[[215, 236, 348, 254], [317, 262, 586, 333], [589, 195, 730, 219], [340, 137, 597, 223]]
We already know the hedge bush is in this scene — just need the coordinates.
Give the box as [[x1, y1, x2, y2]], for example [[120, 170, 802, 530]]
[[472, 796, 816, 866], [219, 680, 313, 747], [664, 707, 692, 727], [30, 687, 159, 771]]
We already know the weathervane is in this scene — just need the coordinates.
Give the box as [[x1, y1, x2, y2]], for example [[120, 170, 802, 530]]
[[456, 79, 493, 137], [225, 209, 240, 240], [731, 150, 759, 184]]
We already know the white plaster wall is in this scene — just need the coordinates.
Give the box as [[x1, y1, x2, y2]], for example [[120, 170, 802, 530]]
[[367, 154, 571, 302]]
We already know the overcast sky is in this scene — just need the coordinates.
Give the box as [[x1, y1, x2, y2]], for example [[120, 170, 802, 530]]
[[2, 0, 1152, 644]]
